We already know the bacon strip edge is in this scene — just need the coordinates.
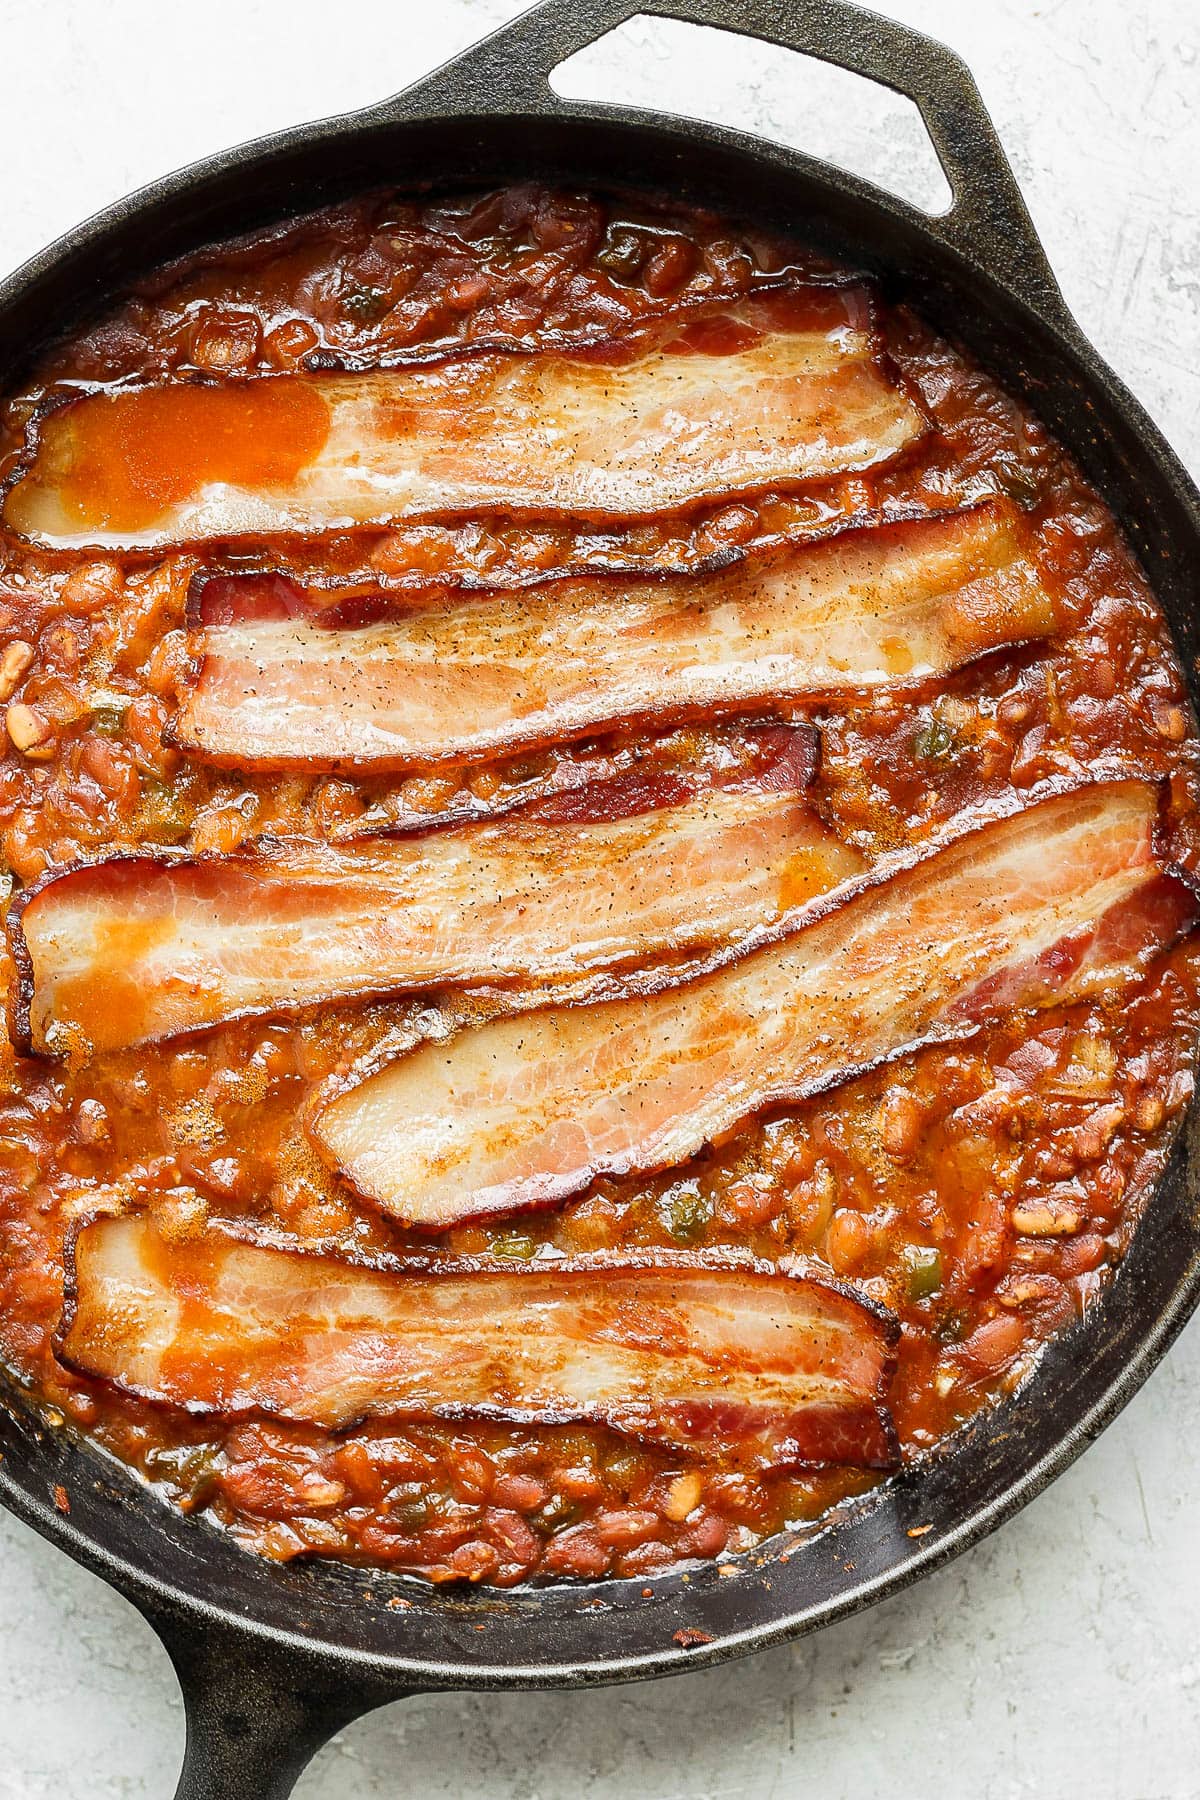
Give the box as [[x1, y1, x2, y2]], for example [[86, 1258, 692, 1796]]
[[56, 1218, 901, 1472], [308, 776, 1198, 1230], [6, 730, 854, 1056], [171, 500, 1056, 774], [3, 286, 927, 549]]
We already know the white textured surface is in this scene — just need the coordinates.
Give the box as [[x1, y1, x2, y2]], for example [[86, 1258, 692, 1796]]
[[1, 2, 1199, 1795]]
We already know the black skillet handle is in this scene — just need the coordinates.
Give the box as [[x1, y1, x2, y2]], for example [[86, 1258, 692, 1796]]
[[373, 0, 1075, 334], [145, 1607, 402, 1800]]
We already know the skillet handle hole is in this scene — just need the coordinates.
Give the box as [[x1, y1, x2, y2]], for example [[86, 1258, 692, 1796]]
[[551, 14, 953, 214]]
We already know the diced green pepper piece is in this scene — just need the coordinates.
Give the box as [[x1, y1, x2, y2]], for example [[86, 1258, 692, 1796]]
[[340, 282, 390, 319], [491, 1233, 537, 1261], [913, 717, 957, 764], [596, 229, 645, 280], [145, 1441, 222, 1508], [657, 1184, 712, 1243], [903, 1244, 943, 1301], [90, 703, 128, 736]]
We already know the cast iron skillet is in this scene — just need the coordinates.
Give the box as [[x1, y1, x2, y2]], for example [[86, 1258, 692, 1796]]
[[2, 2, 1199, 1794]]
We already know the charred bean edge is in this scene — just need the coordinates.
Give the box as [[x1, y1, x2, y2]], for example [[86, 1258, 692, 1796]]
[[306, 770, 1191, 1221], [0, 275, 922, 542], [4, 727, 820, 1057], [53, 1220, 901, 1468], [168, 502, 1041, 775], [3, 885, 36, 1057]]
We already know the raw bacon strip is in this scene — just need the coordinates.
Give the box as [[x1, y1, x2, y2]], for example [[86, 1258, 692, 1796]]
[[10, 753, 858, 1055], [57, 1217, 900, 1470], [173, 501, 1055, 773], [3, 288, 925, 549], [311, 779, 1196, 1230]]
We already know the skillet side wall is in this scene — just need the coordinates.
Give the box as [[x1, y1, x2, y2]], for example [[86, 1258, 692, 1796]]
[[1, 110, 1199, 1691]]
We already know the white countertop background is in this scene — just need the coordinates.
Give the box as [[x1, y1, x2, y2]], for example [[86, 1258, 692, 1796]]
[[1, 2, 1198, 1794]]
